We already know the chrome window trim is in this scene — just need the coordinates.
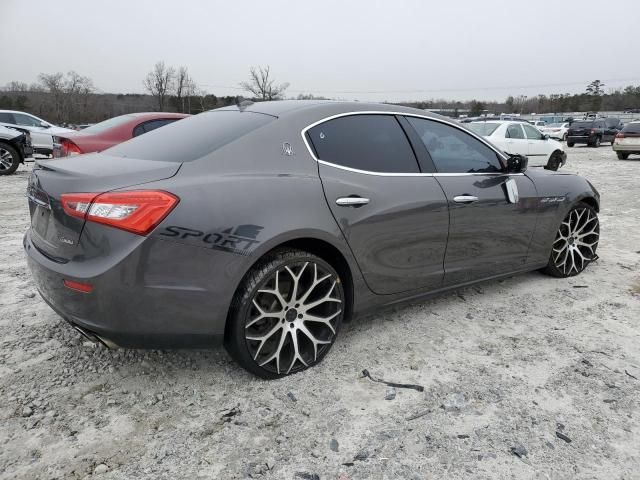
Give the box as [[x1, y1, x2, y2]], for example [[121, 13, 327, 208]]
[[300, 110, 512, 178]]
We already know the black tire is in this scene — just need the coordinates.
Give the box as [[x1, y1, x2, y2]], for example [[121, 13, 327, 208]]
[[616, 152, 629, 160], [542, 202, 599, 278], [567, 142, 574, 147], [591, 136, 601, 147], [545, 151, 564, 171], [0, 143, 21, 175], [225, 248, 346, 379]]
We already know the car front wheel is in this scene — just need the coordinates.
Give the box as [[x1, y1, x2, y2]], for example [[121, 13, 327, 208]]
[[0, 143, 21, 175], [542, 203, 599, 278], [225, 248, 345, 379]]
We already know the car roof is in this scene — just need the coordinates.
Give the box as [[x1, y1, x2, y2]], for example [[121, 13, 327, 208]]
[[216, 100, 440, 121]]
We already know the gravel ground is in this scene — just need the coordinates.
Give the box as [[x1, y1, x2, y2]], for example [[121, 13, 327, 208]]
[[1, 147, 639, 480]]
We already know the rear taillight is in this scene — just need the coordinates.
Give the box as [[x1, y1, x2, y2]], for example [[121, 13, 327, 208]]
[[615, 132, 625, 138], [60, 138, 82, 156], [590, 129, 598, 134], [61, 190, 179, 235]]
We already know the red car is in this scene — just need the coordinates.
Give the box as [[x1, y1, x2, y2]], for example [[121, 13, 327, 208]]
[[53, 112, 189, 157]]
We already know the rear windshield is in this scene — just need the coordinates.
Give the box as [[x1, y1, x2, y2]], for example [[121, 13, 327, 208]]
[[106, 110, 274, 162], [622, 123, 640, 133], [81, 115, 136, 134], [547, 123, 563, 127], [571, 121, 593, 128], [467, 122, 500, 136]]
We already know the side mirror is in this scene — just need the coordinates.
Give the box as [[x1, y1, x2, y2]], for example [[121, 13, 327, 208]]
[[506, 153, 528, 173], [40, 121, 50, 129]]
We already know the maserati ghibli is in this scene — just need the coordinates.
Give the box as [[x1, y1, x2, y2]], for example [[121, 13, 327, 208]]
[[24, 101, 600, 378]]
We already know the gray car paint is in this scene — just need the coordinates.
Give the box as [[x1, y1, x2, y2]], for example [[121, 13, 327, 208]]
[[24, 101, 600, 348]]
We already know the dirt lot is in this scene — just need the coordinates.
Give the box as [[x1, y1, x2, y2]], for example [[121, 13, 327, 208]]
[[1, 147, 639, 480]]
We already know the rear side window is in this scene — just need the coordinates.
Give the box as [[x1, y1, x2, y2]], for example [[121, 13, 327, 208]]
[[622, 123, 640, 133], [132, 119, 179, 137], [506, 124, 525, 139], [307, 114, 419, 173], [107, 111, 274, 162], [467, 122, 500, 136], [0, 112, 15, 123], [406, 117, 503, 173]]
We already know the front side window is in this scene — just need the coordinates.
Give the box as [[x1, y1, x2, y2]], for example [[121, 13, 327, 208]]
[[506, 124, 525, 139], [406, 117, 503, 173], [13, 113, 43, 127], [307, 114, 419, 173], [523, 124, 544, 140]]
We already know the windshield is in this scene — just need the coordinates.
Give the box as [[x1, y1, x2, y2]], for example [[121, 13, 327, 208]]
[[467, 122, 500, 136], [80, 115, 136, 134], [106, 110, 275, 162]]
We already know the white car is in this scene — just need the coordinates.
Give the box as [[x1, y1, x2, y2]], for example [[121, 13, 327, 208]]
[[0, 110, 74, 156], [529, 120, 547, 128], [468, 121, 566, 170], [612, 121, 640, 160], [539, 122, 570, 142]]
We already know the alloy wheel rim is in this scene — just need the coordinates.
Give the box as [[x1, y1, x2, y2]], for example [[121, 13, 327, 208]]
[[0, 148, 13, 171], [245, 261, 343, 374], [552, 207, 599, 275]]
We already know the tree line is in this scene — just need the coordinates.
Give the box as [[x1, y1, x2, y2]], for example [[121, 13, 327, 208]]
[[2, 67, 640, 126]]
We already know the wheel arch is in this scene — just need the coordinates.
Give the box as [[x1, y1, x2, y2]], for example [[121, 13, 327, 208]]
[[576, 195, 599, 213], [224, 234, 358, 342]]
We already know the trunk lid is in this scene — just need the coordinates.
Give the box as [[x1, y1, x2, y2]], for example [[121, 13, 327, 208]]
[[27, 153, 180, 262]]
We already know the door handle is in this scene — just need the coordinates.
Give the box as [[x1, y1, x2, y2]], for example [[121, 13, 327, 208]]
[[336, 196, 370, 207], [453, 195, 479, 204]]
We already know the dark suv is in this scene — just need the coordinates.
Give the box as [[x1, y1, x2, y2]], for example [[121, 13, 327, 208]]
[[567, 118, 622, 147]]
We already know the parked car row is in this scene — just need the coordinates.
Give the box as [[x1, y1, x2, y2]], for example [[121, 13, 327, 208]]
[[0, 109, 190, 174]]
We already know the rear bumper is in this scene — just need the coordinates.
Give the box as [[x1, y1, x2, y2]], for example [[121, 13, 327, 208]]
[[567, 135, 594, 144], [612, 143, 640, 152], [24, 229, 229, 348]]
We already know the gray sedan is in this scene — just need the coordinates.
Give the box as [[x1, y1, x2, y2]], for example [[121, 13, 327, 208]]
[[24, 101, 600, 378]]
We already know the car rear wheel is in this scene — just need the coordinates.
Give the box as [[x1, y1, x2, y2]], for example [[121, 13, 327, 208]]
[[591, 136, 601, 147], [616, 152, 629, 160], [0, 143, 20, 175], [542, 203, 599, 278], [567, 142, 574, 147], [225, 248, 345, 379]]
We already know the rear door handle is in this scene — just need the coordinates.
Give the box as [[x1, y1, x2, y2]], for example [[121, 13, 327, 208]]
[[453, 195, 479, 204], [336, 196, 370, 207]]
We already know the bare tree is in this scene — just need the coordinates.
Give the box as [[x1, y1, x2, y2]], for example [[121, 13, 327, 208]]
[[173, 66, 191, 113], [240, 66, 289, 101], [143, 61, 175, 111], [4, 81, 29, 92], [65, 71, 95, 120], [38, 72, 66, 121]]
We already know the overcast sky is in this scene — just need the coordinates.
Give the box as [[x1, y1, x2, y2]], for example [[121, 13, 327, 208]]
[[3, 0, 640, 102]]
